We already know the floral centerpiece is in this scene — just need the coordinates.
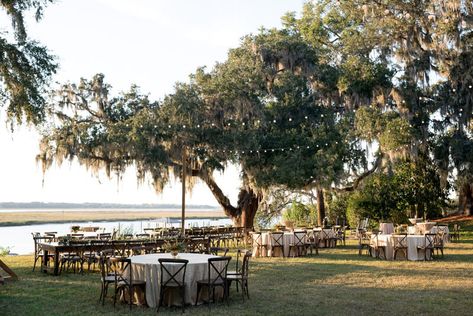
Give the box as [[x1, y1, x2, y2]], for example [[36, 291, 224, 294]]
[[163, 239, 186, 257]]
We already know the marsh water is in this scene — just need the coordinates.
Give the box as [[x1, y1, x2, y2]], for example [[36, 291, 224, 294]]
[[0, 217, 232, 255]]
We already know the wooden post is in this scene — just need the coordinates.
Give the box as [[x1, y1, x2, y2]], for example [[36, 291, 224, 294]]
[[0, 259, 18, 283], [181, 148, 187, 237]]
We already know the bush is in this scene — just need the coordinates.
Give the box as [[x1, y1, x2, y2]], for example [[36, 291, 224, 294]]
[[283, 201, 315, 226], [0, 246, 10, 256], [327, 192, 350, 226], [347, 157, 447, 225]]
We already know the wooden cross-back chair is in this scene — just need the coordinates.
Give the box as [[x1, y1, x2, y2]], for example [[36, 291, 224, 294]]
[[289, 230, 307, 257], [195, 256, 231, 308], [157, 258, 188, 313], [417, 233, 435, 261], [393, 234, 408, 260], [270, 232, 285, 257], [32, 235, 54, 272], [226, 251, 252, 301]]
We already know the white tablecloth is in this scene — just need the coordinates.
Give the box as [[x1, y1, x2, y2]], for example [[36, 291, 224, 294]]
[[313, 228, 337, 242], [370, 234, 430, 261], [252, 231, 307, 257], [127, 253, 222, 307]]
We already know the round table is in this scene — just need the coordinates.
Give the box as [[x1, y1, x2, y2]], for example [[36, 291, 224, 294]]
[[252, 231, 308, 257], [128, 253, 221, 307]]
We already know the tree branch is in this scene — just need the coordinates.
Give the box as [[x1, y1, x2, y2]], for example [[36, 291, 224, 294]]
[[332, 152, 384, 192]]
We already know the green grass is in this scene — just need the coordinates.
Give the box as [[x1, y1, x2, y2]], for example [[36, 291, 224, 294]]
[[1, 223, 473, 316]]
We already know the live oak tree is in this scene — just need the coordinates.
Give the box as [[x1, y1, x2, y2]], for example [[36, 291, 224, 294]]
[[37, 29, 365, 228], [290, 0, 472, 217], [0, 0, 57, 125], [38, 1, 472, 228]]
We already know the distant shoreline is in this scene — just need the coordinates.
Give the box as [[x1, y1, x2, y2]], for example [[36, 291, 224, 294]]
[[0, 209, 226, 227], [0, 202, 218, 210]]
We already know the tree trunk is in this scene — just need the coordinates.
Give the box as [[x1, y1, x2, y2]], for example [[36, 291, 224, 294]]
[[197, 169, 262, 229], [232, 187, 261, 229], [458, 182, 473, 216], [316, 187, 325, 226]]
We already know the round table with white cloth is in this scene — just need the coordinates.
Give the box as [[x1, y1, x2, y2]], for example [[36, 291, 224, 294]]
[[370, 234, 432, 261], [127, 253, 223, 308], [252, 231, 307, 257]]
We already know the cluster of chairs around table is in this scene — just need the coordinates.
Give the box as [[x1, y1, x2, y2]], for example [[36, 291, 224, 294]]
[[357, 223, 460, 261], [32, 227, 249, 274], [251, 226, 347, 258], [98, 248, 253, 312], [31, 230, 254, 311]]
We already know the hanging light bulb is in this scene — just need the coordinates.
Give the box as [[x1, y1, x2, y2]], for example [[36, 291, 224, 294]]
[[168, 125, 171, 128], [182, 125, 186, 128], [304, 116, 308, 119], [273, 120, 276, 123], [288, 118, 292, 122], [197, 124, 200, 128]]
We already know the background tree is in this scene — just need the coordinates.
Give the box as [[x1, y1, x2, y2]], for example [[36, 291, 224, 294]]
[[1, 0, 57, 125]]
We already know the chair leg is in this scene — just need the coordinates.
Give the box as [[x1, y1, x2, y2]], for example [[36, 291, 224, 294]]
[[157, 287, 164, 312], [194, 285, 200, 306], [33, 255, 38, 272], [245, 280, 249, 299], [181, 287, 185, 313], [129, 285, 133, 310]]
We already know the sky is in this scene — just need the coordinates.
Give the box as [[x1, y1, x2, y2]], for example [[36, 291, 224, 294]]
[[0, 0, 306, 206]]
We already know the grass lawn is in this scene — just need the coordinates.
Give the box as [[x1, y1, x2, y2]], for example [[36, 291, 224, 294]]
[[1, 222, 472, 316]]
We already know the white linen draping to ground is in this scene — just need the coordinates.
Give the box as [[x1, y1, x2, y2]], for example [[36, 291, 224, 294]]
[[126, 253, 223, 308], [313, 228, 337, 245], [252, 231, 308, 257], [370, 234, 431, 261]]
